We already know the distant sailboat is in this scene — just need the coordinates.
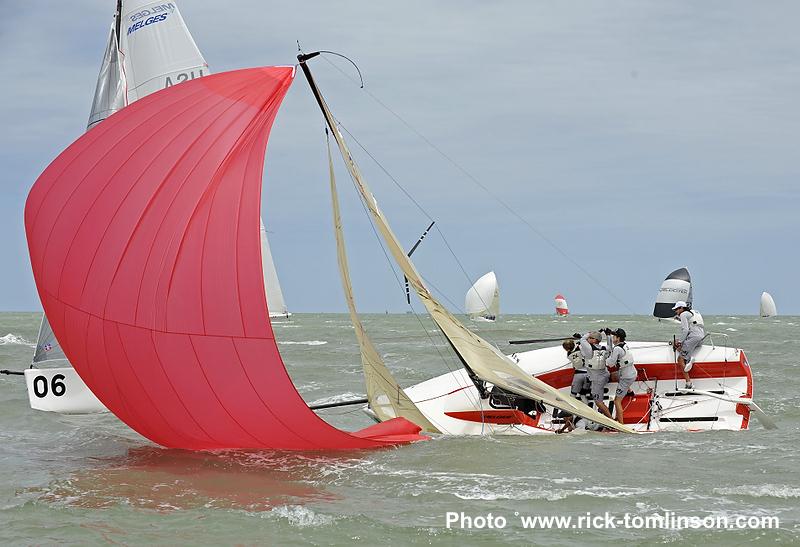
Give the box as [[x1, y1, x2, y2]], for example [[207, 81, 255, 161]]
[[465, 272, 500, 322], [554, 294, 569, 316], [760, 292, 777, 317], [653, 267, 692, 319]]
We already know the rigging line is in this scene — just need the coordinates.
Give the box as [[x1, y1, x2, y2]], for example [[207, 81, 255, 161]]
[[335, 147, 483, 414], [320, 54, 636, 314], [337, 122, 496, 322]]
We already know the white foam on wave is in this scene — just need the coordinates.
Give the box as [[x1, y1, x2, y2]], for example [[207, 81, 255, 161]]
[[278, 340, 328, 346], [713, 485, 800, 499], [725, 328, 738, 332], [0, 333, 35, 347], [267, 505, 334, 526]]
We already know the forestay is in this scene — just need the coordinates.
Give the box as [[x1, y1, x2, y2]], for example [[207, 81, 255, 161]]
[[302, 58, 634, 434]]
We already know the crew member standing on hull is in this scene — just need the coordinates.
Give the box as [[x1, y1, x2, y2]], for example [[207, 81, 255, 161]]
[[579, 331, 613, 420], [605, 328, 636, 424], [555, 339, 585, 433], [672, 301, 705, 390]]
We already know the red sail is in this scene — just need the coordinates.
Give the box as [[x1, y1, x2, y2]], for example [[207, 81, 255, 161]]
[[25, 67, 425, 450]]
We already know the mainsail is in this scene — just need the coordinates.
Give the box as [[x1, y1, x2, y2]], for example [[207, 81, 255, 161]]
[[760, 292, 777, 317], [260, 219, 290, 318], [327, 138, 438, 433], [554, 294, 569, 316], [87, 14, 126, 130], [653, 267, 692, 318], [464, 272, 499, 320], [118, 0, 209, 101], [25, 67, 425, 449], [299, 55, 634, 434]]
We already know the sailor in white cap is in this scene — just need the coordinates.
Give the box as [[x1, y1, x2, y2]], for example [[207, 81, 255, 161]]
[[672, 301, 705, 389]]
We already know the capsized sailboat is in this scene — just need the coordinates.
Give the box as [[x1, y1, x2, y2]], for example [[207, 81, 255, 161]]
[[300, 53, 634, 436], [465, 272, 500, 322], [554, 294, 569, 316], [760, 292, 777, 317], [25, 0, 289, 413], [391, 267, 769, 434]]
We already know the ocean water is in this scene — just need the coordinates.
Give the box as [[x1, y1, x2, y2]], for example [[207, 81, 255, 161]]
[[0, 312, 797, 545]]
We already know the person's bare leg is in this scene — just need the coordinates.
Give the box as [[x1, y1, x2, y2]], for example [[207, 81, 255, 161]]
[[614, 397, 624, 424], [677, 355, 692, 386], [595, 400, 613, 419]]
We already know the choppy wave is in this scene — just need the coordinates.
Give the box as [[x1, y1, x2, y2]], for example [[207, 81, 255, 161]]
[[0, 333, 35, 347], [268, 505, 334, 526], [278, 340, 328, 346], [713, 485, 800, 499], [308, 392, 364, 406]]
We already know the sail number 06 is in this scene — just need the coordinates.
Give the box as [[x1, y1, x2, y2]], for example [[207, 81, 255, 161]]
[[32, 374, 66, 398]]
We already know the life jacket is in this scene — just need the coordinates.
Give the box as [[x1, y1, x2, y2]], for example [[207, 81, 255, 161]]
[[687, 310, 705, 327], [586, 347, 608, 371], [567, 348, 586, 370], [614, 342, 635, 370]]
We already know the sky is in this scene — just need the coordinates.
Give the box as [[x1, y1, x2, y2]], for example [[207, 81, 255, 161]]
[[0, 1, 798, 315]]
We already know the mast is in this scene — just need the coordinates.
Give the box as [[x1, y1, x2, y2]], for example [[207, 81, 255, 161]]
[[297, 53, 634, 434], [114, 0, 123, 48]]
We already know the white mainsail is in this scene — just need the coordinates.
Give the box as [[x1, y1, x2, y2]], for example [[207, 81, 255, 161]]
[[465, 271, 499, 321], [327, 140, 437, 432], [760, 292, 777, 317], [87, 19, 126, 130], [118, 0, 209, 101], [260, 219, 290, 318], [306, 63, 633, 434]]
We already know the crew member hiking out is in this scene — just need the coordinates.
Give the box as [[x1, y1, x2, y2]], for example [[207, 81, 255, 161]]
[[672, 301, 705, 389]]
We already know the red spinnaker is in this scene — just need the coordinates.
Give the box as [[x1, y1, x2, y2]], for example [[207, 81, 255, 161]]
[[25, 67, 425, 450]]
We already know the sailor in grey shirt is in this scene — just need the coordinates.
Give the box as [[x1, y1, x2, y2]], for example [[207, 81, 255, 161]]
[[672, 301, 705, 389], [580, 331, 613, 420]]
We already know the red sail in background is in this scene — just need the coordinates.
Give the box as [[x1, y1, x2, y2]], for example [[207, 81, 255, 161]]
[[25, 67, 425, 450], [554, 294, 569, 316]]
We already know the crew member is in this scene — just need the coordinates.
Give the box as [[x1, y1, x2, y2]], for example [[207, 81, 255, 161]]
[[605, 328, 636, 424], [554, 339, 584, 433], [672, 301, 705, 389], [579, 331, 613, 420]]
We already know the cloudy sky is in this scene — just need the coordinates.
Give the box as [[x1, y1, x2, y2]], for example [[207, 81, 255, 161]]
[[1, 1, 797, 314]]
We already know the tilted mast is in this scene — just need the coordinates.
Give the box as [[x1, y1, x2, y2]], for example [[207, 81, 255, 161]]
[[297, 53, 634, 434]]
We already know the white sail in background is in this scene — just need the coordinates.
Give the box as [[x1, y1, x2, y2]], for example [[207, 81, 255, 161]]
[[760, 292, 777, 317], [315, 77, 633, 434], [464, 271, 499, 321], [653, 267, 692, 318], [87, 22, 126, 130], [327, 141, 437, 432], [118, 0, 209, 101], [260, 219, 290, 318]]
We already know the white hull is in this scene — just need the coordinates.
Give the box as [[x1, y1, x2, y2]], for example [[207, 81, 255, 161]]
[[386, 341, 754, 435]]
